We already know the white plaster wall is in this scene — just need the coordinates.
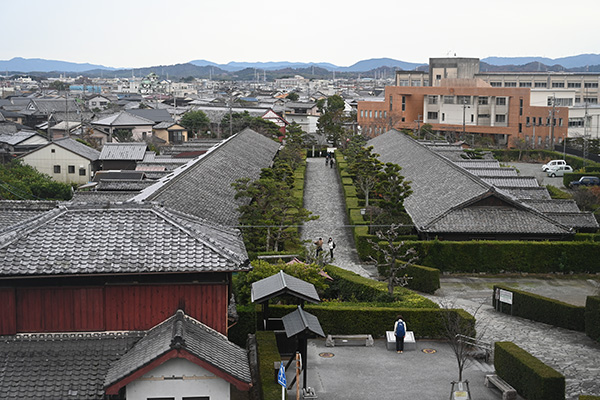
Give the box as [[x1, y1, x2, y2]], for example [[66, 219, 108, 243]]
[[20, 144, 92, 184], [126, 358, 230, 400]]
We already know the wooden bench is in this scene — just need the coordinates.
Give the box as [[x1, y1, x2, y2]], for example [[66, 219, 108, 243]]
[[385, 331, 416, 351], [325, 334, 374, 347], [484, 374, 517, 400]]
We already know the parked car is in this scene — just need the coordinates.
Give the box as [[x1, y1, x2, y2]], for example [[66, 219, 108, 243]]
[[542, 160, 567, 172], [569, 176, 600, 188], [547, 165, 573, 177]]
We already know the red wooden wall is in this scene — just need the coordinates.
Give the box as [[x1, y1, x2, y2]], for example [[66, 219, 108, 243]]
[[0, 284, 228, 335]]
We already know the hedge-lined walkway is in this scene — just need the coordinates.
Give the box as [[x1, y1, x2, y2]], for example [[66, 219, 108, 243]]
[[425, 285, 600, 400], [301, 157, 376, 278]]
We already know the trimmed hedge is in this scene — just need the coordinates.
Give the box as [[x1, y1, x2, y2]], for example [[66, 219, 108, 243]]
[[407, 240, 600, 274], [495, 341, 565, 400], [580, 396, 600, 400], [266, 304, 474, 339], [256, 331, 284, 400], [493, 285, 585, 331], [405, 264, 441, 294], [573, 233, 600, 242], [585, 296, 600, 343]]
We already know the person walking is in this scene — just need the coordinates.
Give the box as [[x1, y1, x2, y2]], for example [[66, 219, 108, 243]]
[[327, 237, 335, 259], [394, 315, 407, 353], [314, 237, 323, 258], [330, 157, 335, 169]]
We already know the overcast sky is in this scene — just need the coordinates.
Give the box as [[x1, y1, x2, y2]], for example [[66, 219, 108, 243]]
[[2, 0, 597, 68]]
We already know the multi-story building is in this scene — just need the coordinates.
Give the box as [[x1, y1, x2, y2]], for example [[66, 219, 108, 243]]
[[358, 83, 568, 148]]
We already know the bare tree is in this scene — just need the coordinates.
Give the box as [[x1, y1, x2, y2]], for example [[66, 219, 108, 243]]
[[367, 224, 417, 296], [438, 299, 490, 382]]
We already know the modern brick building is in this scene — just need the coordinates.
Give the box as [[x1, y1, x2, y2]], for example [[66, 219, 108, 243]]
[[358, 83, 568, 148]]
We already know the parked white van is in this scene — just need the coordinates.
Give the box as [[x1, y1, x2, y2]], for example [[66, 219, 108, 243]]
[[547, 165, 573, 177], [542, 160, 566, 172]]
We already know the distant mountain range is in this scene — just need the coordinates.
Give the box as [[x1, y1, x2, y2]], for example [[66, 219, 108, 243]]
[[1, 55, 599, 79]]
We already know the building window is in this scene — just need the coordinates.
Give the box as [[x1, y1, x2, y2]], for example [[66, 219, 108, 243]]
[[401, 96, 406, 111], [559, 118, 563, 127], [495, 115, 506, 123], [567, 82, 581, 88], [505, 82, 517, 87], [443, 96, 454, 104], [442, 113, 445, 121], [427, 111, 438, 120], [79, 168, 86, 176], [478, 114, 490, 119], [424, 80, 429, 86], [369, 110, 372, 118], [169, 131, 185, 144], [519, 123, 522, 133], [534, 82, 547, 88], [526, 117, 530, 125], [457, 96, 470, 105], [360, 110, 364, 118], [389, 95, 393, 111], [519, 99, 523, 116], [383, 111, 387, 118], [436, 74, 442, 80], [478, 97, 488, 105], [552, 82, 565, 88], [428, 95, 438, 104], [519, 82, 532, 87], [399, 80, 409, 86], [411, 80, 421, 86], [401, 117, 405, 122], [68, 165, 75, 174], [490, 82, 502, 87], [53, 165, 61, 173], [496, 97, 507, 106], [51, 149, 56, 153], [584, 82, 598, 88], [471, 114, 474, 122], [538, 117, 542, 125], [584, 97, 599, 104]]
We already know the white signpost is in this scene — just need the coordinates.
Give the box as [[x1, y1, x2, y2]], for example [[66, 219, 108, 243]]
[[498, 289, 513, 305]]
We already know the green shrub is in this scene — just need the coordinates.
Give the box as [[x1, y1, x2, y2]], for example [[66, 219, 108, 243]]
[[493, 285, 585, 331], [495, 341, 565, 400], [579, 396, 600, 400], [407, 240, 600, 274], [323, 264, 437, 307], [228, 305, 258, 347], [546, 184, 572, 199], [573, 233, 600, 242], [265, 304, 472, 339], [256, 331, 283, 400], [585, 296, 600, 343], [405, 264, 440, 294]]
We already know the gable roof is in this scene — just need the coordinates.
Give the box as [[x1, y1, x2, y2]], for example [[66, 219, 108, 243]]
[[52, 137, 101, 161], [93, 111, 155, 127], [368, 130, 572, 237], [282, 306, 325, 338], [0, 130, 44, 146], [129, 128, 281, 226], [99, 142, 148, 160], [104, 310, 251, 394], [127, 108, 174, 124], [251, 270, 321, 304], [0, 203, 249, 277]]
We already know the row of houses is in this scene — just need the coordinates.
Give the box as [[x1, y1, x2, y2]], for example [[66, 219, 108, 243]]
[[0, 128, 281, 399]]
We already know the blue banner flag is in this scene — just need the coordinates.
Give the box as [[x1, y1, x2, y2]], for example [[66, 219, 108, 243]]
[[277, 362, 287, 387]]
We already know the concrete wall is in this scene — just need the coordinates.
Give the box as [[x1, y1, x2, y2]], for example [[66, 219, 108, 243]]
[[21, 143, 92, 184], [126, 358, 231, 400]]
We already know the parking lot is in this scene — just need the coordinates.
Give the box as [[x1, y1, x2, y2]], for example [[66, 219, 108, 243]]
[[509, 161, 568, 189]]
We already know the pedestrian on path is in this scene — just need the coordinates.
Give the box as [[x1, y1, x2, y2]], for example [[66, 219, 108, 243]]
[[394, 315, 407, 353], [327, 237, 336, 259], [330, 157, 335, 169], [314, 237, 323, 258]]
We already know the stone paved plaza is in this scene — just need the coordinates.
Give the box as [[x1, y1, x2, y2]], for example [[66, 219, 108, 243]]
[[300, 156, 600, 399]]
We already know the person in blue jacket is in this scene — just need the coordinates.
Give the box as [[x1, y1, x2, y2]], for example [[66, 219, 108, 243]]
[[394, 315, 407, 353]]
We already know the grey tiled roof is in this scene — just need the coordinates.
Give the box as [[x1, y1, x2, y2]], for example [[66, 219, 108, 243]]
[[368, 131, 571, 236], [71, 191, 137, 203], [546, 212, 599, 230], [127, 108, 173, 123], [0, 331, 143, 400], [481, 176, 539, 188], [0, 203, 249, 277], [99, 142, 148, 160], [251, 270, 320, 304], [96, 180, 154, 191], [499, 187, 551, 200], [0, 130, 41, 145], [105, 310, 251, 389], [282, 306, 325, 338], [454, 160, 501, 169], [52, 137, 101, 161], [521, 199, 582, 213], [93, 111, 155, 127], [463, 168, 518, 177], [130, 128, 281, 226], [0, 200, 59, 233], [426, 207, 570, 234]]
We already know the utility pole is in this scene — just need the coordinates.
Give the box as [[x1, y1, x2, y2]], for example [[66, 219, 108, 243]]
[[550, 95, 556, 149]]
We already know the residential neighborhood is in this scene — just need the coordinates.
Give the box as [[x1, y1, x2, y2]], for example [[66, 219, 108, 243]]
[[1, 51, 600, 400]]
